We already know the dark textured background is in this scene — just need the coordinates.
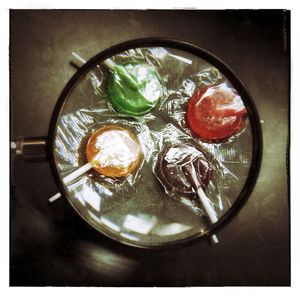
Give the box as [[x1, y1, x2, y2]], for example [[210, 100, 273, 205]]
[[10, 10, 290, 286]]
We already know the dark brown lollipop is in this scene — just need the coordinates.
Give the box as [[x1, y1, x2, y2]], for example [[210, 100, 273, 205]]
[[157, 144, 212, 196], [156, 143, 218, 243]]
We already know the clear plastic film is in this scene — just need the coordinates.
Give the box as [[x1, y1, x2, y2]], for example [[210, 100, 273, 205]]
[[53, 46, 253, 247], [55, 113, 152, 204], [148, 123, 237, 219]]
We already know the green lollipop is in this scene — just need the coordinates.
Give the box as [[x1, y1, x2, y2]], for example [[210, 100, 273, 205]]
[[106, 60, 162, 116]]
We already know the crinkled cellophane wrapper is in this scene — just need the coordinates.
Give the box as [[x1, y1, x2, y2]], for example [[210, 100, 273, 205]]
[[53, 47, 252, 247]]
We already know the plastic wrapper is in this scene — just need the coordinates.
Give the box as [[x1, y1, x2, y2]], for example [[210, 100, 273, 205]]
[[149, 123, 236, 218], [53, 46, 253, 246], [55, 113, 152, 203]]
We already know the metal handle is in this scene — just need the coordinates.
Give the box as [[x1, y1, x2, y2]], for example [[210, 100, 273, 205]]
[[11, 136, 48, 162]]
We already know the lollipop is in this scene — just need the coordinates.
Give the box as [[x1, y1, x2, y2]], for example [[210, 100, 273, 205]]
[[157, 144, 218, 243], [157, 144, 212, 196], [187, 82, 247, 142], [49, 125, 142, 202], [106, 61, 162, 116], [85, 125, 142, 177], [70, 53, 162, 116]]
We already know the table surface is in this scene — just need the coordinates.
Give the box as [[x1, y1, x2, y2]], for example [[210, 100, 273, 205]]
[[10, 10, 290, 286]]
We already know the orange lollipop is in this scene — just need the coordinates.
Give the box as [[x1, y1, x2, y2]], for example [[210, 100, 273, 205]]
[[49, 125, 142, 203], [86, 125, 142, 177]]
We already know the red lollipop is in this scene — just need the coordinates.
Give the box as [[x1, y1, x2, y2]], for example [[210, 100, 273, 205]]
[[187, 83, 247, 142]]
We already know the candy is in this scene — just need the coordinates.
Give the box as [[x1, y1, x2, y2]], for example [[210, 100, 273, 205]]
[[156, 144, 212, 196], [156, 143, 219, 243], [107, 62, 162, 116], [86, 125, 142, 177], [187, 82, 247, 142], [49, 125, 142, 202]]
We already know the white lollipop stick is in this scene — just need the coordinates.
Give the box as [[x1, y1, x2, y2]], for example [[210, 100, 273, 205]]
[[182, 164, 219, 244], [49, 162, 93, 203], [71, 52, 116, 70], [63, 162, 93, 184], [197, 187, 219, 244], [48, 192, 62, 203], [210, 234, 219, 244], [102, 58, 116, 70], [196, 187, 218, 224], [71, 52, 87, 66]]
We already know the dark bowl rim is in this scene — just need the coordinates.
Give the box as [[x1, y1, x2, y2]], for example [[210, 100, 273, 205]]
[[48, 37, 263, 249]]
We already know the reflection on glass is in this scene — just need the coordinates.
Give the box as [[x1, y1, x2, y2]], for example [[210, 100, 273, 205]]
[[82, 186, 101, 212], [168, 53, 192, 64], [149, 47, 192, 64], [154, 223, 192, 236], [123, 214, 157, 235], [74, 191, 86, 207], [120, 232, 140, 242], [86, 210, 101, 224], [101, 216, 121, 232]]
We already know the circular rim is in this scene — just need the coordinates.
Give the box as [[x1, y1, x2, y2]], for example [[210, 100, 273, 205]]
[[48, 37, 263, 249]]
